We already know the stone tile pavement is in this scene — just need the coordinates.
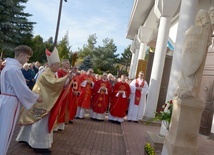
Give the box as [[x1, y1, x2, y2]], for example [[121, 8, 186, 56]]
[[6, 113, 214, 155]]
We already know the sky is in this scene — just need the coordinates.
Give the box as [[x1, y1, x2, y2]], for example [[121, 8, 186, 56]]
[[24, 0, 134, 56]]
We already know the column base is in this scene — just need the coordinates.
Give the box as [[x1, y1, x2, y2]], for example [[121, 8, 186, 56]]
[[208, 133, 214, 139], [142, 117, 162, 127], [147, 131, 164, 153]]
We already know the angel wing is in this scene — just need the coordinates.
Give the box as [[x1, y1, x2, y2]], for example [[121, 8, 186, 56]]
[[182, 26, 209, 76]]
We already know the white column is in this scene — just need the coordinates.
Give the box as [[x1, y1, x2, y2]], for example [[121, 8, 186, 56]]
[[129, 52, 135, 78], [145, 16, 172, 118], [138, 43, 147, 60], [133, 48, 140, 77], [165, 0, 199, 101], [129, 40, 136, 78], [211, 115, 214, 133], [129, 36, 140, 79]]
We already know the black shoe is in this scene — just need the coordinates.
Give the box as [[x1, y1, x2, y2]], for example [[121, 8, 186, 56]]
[[128, 120, 131, 122], [18, 141, 28, 144], [116, 121, 121, 125], [109, 120, 120, 124], [18, 141, 31, 148], [58, 129, 63, 131], [134, 121, 139, 123], [90, 117, 95, 120], [33, 148, 51, 153], [69, 120, 73, 124], [108, 120, 114, 123]]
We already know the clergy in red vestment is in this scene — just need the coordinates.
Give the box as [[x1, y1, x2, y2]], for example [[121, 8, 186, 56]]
[[51, 59, 71, 131], [108, 74, 131, 124], [90, 72, 112, 121], [75, 68, 96, 119]]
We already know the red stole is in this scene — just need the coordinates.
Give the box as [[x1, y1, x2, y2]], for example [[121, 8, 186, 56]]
[[48, 68, 69, 132], [135, 79, 144, 105], [68, 75, 80, 120], [48, 80, 72, 132]]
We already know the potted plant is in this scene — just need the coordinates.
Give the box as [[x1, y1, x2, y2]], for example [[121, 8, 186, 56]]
[[144, 143, 157, 155]]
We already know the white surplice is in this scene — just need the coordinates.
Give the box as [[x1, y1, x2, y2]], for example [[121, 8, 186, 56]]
[[0, 58, 39, 155], [127, 78, 149, 121]]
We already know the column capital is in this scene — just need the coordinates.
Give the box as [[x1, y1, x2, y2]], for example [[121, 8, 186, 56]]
[[138, 26, 155, 43], [130, 35, 140, 53], [134, 35, 140, 48], [154, 0, 181, 18], [130, 41, 136, 53]]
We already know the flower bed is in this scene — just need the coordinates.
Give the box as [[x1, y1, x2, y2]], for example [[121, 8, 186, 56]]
[[144, 143, 157, 155]]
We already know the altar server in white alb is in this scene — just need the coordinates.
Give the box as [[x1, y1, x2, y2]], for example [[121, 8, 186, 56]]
[[127, 71, 149, 122], [0, 45, 42, 155]]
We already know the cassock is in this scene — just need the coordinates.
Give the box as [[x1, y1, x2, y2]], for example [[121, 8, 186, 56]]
[[16, 67, 67, 149], [127, 78, 149, 121], [76, 73, 96, 118], [0, 58, 39, 155], [108, 81, 130, 123], [90, 79, 112, 120]]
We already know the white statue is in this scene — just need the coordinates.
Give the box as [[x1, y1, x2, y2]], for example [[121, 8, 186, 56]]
[[175, 9, 212, 99], [209, 7, 214, 29], [208, 7, 214, 49]]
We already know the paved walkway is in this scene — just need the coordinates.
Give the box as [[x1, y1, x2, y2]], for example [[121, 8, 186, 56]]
[[7, 113, 214, 155]]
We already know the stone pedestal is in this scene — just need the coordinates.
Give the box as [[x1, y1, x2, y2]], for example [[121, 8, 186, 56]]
[[147, 131, 164, 153], [162, 98, 205, 155]]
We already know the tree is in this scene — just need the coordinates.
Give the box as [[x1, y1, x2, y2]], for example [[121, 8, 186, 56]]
[[57, 31, 71, 60], [45, 37, 54, 51], [30, 35, 46, 63], [91, 38, 119, 73], [78, 34, 97, 58], [119, 45, 132, 74], [0, 0, 35, 52], [79, 56, 93, 71]]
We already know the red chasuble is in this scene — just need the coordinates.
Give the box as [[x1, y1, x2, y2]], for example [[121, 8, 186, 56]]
[[91, 80, 112, 114], [109, 82, 131, 118], [134, 79, 144, 105], [78, 74, 96, 109]]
